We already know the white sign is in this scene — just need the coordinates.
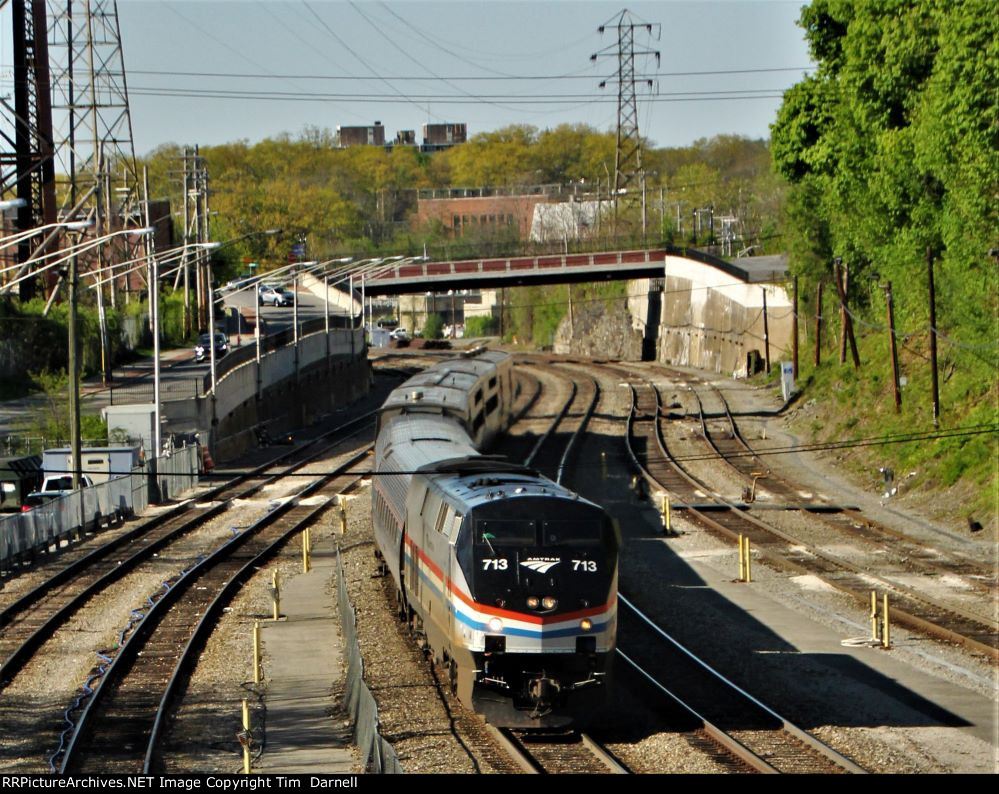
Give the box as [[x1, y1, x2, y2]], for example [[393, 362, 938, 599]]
[[780, 361, 795, 402]]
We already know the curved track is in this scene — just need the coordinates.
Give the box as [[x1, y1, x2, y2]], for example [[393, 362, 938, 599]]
[[624, 380, 998, 659]]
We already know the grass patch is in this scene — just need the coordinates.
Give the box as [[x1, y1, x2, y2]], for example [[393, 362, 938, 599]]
[[787, 320, 998, 525]]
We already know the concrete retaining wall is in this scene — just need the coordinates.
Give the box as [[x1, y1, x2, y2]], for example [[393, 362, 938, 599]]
[[163, 326, 368, 462], [630, 255, 793, 376]]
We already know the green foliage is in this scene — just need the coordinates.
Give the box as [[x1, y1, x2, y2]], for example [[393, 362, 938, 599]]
[[464, 315, 499, 337], [157, 288, 195, 345], [772, 0, 999, 499], [141, 126, 783, 262], [17, 369, 108, 447], [422, 313, 444, 340]]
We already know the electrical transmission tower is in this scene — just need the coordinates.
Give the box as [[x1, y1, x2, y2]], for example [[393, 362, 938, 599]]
[[47, 0, 140, 208], [46, 0, 143, 299], [0, 0, 58, 299], [2, 0, 143, 300], [591, 9, 660, 231]]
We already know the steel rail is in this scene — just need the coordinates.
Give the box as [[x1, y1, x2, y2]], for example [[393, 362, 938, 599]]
[[0, 409, 376, 629], [58, 445, 372, 773], [142, 451, 371, 773], [691, 383, 998, 606], [618, 594, 866, 774], [0, 414, 376, 688], [627, 382, 999, 659], [556, 372, 600, 485]]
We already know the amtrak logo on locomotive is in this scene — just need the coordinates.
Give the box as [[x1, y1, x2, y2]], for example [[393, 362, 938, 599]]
[[520, 558, 561, 573]]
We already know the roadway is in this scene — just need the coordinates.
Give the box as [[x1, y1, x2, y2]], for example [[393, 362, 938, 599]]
[[0, 286, 340, 446]]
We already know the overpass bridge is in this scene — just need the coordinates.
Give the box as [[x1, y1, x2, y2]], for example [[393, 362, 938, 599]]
[[364, 246, 726, 296]]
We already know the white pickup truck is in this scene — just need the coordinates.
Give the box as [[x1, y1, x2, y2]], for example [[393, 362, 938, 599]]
[[21, 474, 95, 512]]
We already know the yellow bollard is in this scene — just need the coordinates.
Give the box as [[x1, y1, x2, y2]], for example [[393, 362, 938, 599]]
[[882, 593, 891, 649], [253, 621, 262, 684], [870, 591, 878, 643], [241, 699, 251, 774], [738, 534, 746, 581], [659, 495, 672, 535], [271, 569, 281, 621], [302, 528, 311, 573], [339, 498, 348, 535]]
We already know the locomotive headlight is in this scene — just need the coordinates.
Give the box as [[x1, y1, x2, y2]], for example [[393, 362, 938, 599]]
[[579, 618, 593, 631], [526, 596, 540, 609], [487, 617, 503, 633], [541, 596, 557, 610]]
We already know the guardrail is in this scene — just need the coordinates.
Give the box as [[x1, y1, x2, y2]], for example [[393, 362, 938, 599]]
[[0, 445, 200, 573]]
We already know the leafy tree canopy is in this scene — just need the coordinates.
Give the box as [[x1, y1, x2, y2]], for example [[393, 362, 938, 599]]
[[771, 0, 998, 379]]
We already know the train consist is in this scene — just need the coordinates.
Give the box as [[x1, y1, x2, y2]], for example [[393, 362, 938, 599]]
[[372, 350, 618, 727]]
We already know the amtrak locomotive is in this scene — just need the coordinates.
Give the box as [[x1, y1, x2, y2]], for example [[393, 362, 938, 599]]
[[372, 350, 618, 727]]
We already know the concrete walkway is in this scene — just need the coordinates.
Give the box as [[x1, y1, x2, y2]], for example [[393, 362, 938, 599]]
[[256, 532, 357, 774]]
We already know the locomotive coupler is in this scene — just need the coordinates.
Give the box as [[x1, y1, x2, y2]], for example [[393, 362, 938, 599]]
[[528, 675, 561, 705]]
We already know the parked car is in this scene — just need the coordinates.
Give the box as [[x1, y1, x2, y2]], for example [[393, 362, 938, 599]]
[[389, 327, 409, 341], [194, 332, 230, 363], [21, 492, 58, 512], [258, 284, 295, 307]]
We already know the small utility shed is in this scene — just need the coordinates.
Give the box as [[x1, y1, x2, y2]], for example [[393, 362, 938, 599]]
[[42, 447, 140, 484], [0, 455, 42, 512]]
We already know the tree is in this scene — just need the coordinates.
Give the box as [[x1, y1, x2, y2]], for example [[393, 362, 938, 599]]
[[422, 312, 444, 340], [771, 0, 998, 348]]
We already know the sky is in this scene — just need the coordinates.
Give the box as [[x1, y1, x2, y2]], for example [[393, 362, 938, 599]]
[[2, 0, 815, 158]]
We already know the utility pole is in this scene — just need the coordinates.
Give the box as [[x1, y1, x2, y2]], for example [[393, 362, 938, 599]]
[[814, 282, 823, 368], [591, 9, 660, 234], [833, 258, 861, 369], [762, 287, 771, 374], [68, 241, 81, 490], [4, 0, 58, 301], [48, 0, 143, 272], [792, 277, 799, 379], [926, 247, 940, 426], [884, 281, 902, 413]]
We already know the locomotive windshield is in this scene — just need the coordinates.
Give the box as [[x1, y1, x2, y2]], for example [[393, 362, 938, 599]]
[[542, 520, 603, 546], [476, 519, 537, 547], [471, 514, 612, 549]]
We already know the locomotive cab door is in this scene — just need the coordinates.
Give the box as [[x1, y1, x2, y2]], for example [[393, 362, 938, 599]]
[[445, 512, 464, 641]]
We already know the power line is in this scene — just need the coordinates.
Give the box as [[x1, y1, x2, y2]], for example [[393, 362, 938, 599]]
[[3, 66, 812, 82], [118, 86, 784, 104]]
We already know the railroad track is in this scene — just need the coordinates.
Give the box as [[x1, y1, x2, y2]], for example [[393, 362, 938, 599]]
[[523, 367, 599, 484], [485, 725, 629, 774], [617, 593, 864, 774], [56, 445, 371, 774], [624, 380, 999, 659], [689, 382, 998, 597], [0, 412, 377, 691]]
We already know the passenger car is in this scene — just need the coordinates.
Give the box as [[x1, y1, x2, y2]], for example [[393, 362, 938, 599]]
[[194, 332, 229, 363], [258, 284, 295, 306]]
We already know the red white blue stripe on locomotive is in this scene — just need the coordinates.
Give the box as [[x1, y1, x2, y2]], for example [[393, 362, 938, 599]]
[[403, 537, 616, 648]]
